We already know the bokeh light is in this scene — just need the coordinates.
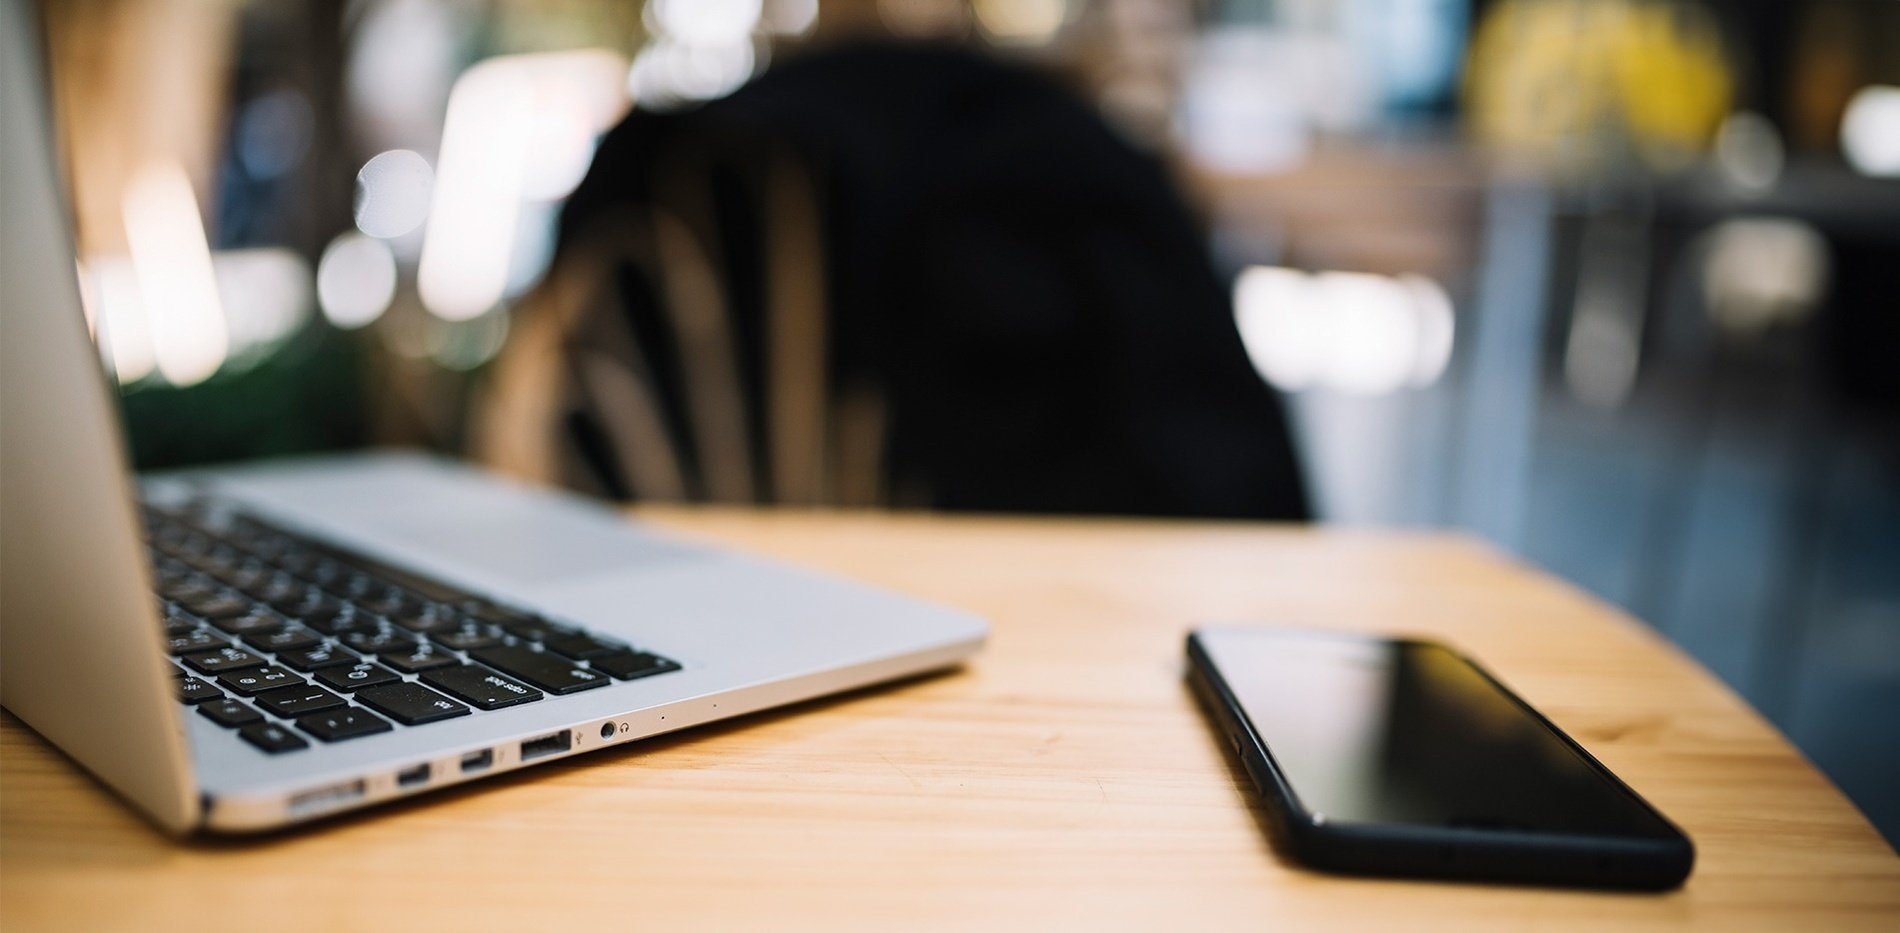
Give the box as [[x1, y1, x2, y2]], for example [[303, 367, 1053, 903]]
[[1699, 218, 1830, 336], [763, 0, 818, 36], [973, 0, 1068, 44], [427, 306, 511, 372], [317, 232, 398, 330], [419, 50, 628, 322], [649, 0, 761, 45], [354, 149, 435, 239], [628, 35, 759, 108], [1714, 111, 1784, 191], [121, 161, 227, 386], [82, 256, 155, 384], [878, 0, 968, 39], [214, 248, 312, 365], [1841, 85, 1900, 179], [1234, 266, 1455, 396]]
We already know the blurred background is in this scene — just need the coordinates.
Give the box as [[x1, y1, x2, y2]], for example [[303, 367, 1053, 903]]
[[30, 0, 1900, 841]]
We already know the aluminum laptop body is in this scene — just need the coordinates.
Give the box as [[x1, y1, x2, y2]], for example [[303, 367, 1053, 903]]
[[0, 1, 986, 834]]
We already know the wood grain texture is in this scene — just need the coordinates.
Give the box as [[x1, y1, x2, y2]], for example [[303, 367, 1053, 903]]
[[3, 509, 1896, 931]]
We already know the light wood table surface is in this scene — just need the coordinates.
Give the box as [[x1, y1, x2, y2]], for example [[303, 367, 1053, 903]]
[[3, 509, 1896, 930]]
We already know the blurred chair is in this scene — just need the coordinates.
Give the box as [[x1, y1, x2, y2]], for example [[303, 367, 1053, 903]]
[[479, 43, 1308, 520]]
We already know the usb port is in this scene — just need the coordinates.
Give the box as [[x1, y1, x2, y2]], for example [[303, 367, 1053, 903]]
[[520, 730, 571, 761], [396, 763, 431, 788], [460, 749, 494, 773]]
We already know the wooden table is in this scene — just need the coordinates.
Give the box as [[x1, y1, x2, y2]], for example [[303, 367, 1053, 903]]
[[3, 510, 1896, 930]]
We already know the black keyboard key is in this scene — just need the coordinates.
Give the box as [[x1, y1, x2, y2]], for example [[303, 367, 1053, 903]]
[[170, 531, 216, 558], [149, 534, 191, 561], [254, 683, 346, 717], [199, 545, 248, 571], [430, 621, 501, 651], [166, 629, 226, 655], [358, 588, 425, 619], [420, 665, 543, 710], [390, 607, 456, 635], [152, 545, 191, 568], [162, 615, 200, 637], [300, 559, 354, 590], [278, 642, 360, 672], [177, 677, 222, 704], [238, 722, 308, 754], [182, 592, 252, 620], [182, 646, 267, 674], [355, 682, 470, 725], [198, 698, 263, 728], [214, 562, 273, 593], [340, 628, 416, 654], [218, 666, 302, 695], [242, 626, 320, 654], [274, 548, 326, 577], [266, 587, 320, 614], [464, 602, 539, 627], [498, 616, 574, 643], [289, 597, 358, 632], [303, 609, 380, 639], [208, 608, 285, 638], [301, 560, 355, 591], [153, 569, 191, 594], [297, 707, 393, 743], [380, 644, 459, 674], [148, 522, 185, 548], [242, 573, 305, 604], [228, 525, 291, 559], [185, 553, 245, 582], [351, 585, 395, 612], [542, 632, 625, 661], [590, 651, 682, 681], [326, 571, 381, 602], [469, 645, 609, 695], [315, 662, 401, 692], [160, 576, 219, 603]]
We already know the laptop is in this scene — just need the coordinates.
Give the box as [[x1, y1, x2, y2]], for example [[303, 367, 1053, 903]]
[[0, 1, 985, 834]]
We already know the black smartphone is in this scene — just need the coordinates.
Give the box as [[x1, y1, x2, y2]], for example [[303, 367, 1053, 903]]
[[1187, 626, 1694, 890]]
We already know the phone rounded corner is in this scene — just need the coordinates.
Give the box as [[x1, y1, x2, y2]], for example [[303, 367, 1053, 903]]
[[1647, 833, 1698, 890], [1276, 816, 1372, 875], [1183, 628, 1211, 656]]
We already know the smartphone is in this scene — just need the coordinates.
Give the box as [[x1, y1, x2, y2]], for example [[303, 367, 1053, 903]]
[[1187, 626, 1694, 889]]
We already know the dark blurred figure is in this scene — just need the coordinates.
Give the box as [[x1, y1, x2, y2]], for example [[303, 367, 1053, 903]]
[[487, 42, 1308, 521]]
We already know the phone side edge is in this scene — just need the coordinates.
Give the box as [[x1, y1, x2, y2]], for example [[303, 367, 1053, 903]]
[[1184, 630, 1334, 863]]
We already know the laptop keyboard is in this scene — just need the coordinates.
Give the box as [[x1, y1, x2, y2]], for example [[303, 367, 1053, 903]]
[[143, 500, 680, 755]]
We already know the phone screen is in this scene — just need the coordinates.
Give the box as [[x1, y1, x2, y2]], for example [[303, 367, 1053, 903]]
[[1199, 628, 1679, 839]]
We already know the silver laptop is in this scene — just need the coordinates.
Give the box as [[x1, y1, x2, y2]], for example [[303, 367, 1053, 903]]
[[0, 2, 985, 834]]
